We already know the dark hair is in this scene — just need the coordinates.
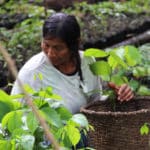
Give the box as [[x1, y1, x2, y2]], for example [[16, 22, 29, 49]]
[[43, 13, 83, 81]]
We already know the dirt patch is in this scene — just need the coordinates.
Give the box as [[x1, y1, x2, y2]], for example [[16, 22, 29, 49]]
[[80, 12, 150, 49]]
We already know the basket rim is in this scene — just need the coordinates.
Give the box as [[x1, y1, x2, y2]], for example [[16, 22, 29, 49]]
[[80, 96, 150, 116]]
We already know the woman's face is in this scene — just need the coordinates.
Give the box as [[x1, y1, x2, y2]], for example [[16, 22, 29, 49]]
[[41, 37, 72, 67]]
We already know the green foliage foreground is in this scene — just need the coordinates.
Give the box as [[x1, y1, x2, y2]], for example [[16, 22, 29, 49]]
[[84, 45, 150, 96], [0, 85, 93, 150], [84, 44, 150, 137]]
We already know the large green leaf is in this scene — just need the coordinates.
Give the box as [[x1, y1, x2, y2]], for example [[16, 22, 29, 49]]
[[66, 125, 80, 147], [0, 140, 12, 150], [133, 66, 148, 77], [107, 55, 118, 70], [10, 93, 24, 100], [0, 90, 10, 101], [40, 107, 63, 128], [27, 112, 39, 134], [0, 90, 14, 109], [2, 110, 23, 133], [0, 102, 12, 122], [56, 107, 72, 122], [84, 48, 108, 58], [109, 51, 128, 69], [0, 90, 16, 121], [90, 61, 111, 81], [129, 79, 139, 92], [111, 75, 128, 86], [12, 128, 31, 138], [125, 45, 141, 66], [137, 86, 150, 96]]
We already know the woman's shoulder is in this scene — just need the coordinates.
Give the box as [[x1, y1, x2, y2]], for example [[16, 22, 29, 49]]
[[20, 52, 50, 71], [17, 52, 50, 79]]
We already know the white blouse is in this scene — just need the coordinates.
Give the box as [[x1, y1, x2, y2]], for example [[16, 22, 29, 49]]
[[11, 51, 102, 113]]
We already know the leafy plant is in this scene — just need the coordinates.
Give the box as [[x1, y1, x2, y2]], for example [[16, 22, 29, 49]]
[[84, 45, 150, 97], [0, 0, 56, 87], [0, 84, 93, 150], [84, 45, 150, 139]]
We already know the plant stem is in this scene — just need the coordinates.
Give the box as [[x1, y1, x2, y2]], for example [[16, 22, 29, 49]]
[[0, 43, 61, 150]]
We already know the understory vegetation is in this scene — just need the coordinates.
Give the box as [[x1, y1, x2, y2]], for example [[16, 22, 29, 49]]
[[0, 0, 150, 149]]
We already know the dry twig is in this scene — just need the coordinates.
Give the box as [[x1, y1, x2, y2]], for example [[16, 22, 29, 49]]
[[0, 43, 60, 150]]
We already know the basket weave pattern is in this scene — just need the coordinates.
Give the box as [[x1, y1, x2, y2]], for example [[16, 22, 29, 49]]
[[81, 96, 150, 150]]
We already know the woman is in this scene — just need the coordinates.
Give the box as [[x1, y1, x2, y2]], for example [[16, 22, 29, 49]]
[[11, 13, 134, 114]]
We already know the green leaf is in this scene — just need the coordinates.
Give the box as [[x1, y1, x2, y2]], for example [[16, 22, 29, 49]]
[[56, 107, 72, 121], [0, 90, 14, 109], [2, 110, 23, 133], [129, 79, 139, 92], [0, 102, 12, 122], [0, 140, 12, 150], [10, 93, 24, 100], [33, 88, 62, 100], [137, 86, 150, 96], [12, 128, 30, 138], [24, 84, 35, 94], [0, 90, 16, 121], [140, 123, 149, 135], [40, 107, 63, 128], [49, 94, 62, 100], [60, 130, 72, 148], [109, 51, 128, 69], [66, 125, 81, 146], [33, 98, 48, 108], [84, 48, 108, 58], [10, 94, 23, 110], [71, 114, 89, 127], [133, 67, 147, 77], [125, 45, 141, 66], [90, 61, 111, 81], [108, 55, 118, 69], [27, 112, 39, 134], [45, 86, 53, 94], [0, 90, 11, 101], [111, 75, 128, 86]]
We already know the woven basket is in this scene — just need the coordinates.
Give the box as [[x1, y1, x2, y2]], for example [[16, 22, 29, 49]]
[[80, 96, 150, 150]]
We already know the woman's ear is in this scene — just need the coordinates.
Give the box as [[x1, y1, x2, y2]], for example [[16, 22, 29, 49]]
[[41, 40, 48, 55], [41, 40, 44, 50], [41, 40, 47, 53]]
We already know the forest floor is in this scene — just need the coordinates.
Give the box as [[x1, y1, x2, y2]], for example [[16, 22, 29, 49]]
[[0, 1, 150, 91]]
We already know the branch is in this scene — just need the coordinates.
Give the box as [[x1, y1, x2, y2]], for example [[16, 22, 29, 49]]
[[110, 30, 150, 48], [0, 43, 60, 150]]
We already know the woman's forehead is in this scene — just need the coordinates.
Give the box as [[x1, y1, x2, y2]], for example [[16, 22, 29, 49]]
[[43, 37, 64, 43]]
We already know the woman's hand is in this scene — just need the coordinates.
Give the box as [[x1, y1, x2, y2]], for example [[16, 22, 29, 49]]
[[108, 82, 134, 102]]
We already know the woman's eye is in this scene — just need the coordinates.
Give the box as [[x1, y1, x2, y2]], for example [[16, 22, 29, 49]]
[[54, 46, 62, 51], [44, 44, 49, 48]]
